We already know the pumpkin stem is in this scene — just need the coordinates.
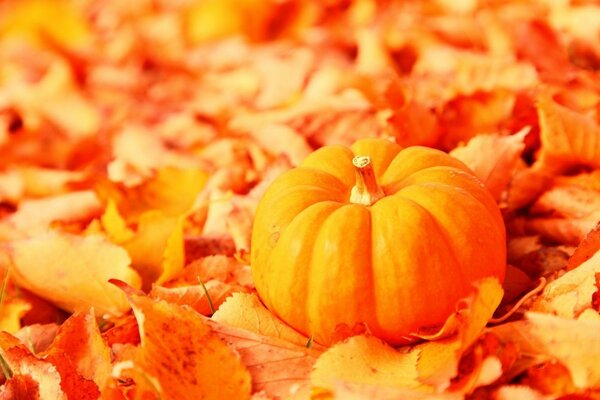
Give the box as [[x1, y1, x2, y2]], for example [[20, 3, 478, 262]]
[[350, 156, 385, 206]]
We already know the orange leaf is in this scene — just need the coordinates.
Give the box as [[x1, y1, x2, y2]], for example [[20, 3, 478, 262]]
[[536, 96, 600, 172], [43, 310, 112, 391], [150, 280, 240, 316], [450, 130, 527, 202], [566, 222, 600, 271], [125, 293, 252, 400], [206, 318, 321, 399], [0, 374, 40, 399], [0, 332, 66, 399]]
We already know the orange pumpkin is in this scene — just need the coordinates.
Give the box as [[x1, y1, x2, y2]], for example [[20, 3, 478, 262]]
[[251, 138, 506, 345]]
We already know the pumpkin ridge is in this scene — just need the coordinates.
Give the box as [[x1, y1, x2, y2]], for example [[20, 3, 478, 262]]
[[306, 204, 373, 344], [262, 201, 342, 332], [397, 194, 471, 311], [398, 182, 506, 283]]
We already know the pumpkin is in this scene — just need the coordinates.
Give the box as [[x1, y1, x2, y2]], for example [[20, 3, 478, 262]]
[[251, 138, 506, 345]]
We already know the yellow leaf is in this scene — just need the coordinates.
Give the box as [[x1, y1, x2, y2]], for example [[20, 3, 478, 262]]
[[0, 299, 31, 334], [127, 294, 252, 400], [2, 231, 141, 316], [0, 0, 92, 51], [97, 167, 207, 223], [100, 199, 134, 244], [417, 278, 504, 388], [122, 211, 185, 289], [212, 292, 310, 347], [531, 249, 600, 318], [492, 312, 600, 388], [311, 335, 434, 393]]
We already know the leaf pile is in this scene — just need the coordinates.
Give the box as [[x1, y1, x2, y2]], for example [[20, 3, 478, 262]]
[[1, 0, 600, 399]]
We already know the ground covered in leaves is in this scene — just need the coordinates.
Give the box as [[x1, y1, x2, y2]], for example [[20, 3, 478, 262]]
[[0, 0, 600, 399]]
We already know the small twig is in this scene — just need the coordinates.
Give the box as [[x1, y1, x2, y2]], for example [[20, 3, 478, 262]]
[[198, 277, 216, 315]]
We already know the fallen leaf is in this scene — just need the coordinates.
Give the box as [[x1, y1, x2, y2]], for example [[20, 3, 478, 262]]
[[3, 231, 141, 316], [531, 249, 600, 318], [44, 310, 112, 391], [97, 166, 208, 222], [450, 130, 527, 202], [212, 292, 310, 347], [121, 211, 185, 288], [150, 280, 241, 316], [311, 335, 433, 393], [566, 222, 600, 270], [206, 318, 321, 399], [0, 299, 31, 334], [0, 332, 66, 400], [535, 96, 600, 172], [0, 190, 102, 239], [492, 312, 600, 388], [0, 374, 40, 400], [125, 292, 252, 400], [14, 323, 59, 354], [416, 278, 504, 389]]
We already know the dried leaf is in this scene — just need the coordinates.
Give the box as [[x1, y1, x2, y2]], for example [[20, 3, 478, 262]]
[[0, 191, 102, 239], [122, 211, 185, 288], [311, 335, 433, 393], [492, 312, 600, 388], [531, 249, 600, 318], [450, 130, 527, 202], [536, 96, 600, 172], [125, 293, 252, 400], [44, 310, 112, 391], [3, 231, 141, 316], [150, 280, 240, 316], [212, 292, 310, 347], [206, 318, 321, 399], [0, 332, 66, 400]]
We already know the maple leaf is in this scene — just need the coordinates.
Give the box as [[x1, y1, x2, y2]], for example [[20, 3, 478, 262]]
[[2, 231, 141, 316], [120, 291, 252, 400], [450, 129, 527, 202]]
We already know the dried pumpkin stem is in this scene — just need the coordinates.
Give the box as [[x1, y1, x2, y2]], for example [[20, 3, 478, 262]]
[[350, 156, 385, 206]]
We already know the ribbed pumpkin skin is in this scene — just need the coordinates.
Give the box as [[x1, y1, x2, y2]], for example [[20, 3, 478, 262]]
[[251, 138, 506, 346]]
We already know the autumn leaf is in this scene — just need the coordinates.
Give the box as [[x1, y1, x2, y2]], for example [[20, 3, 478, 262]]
[[311, 335, 433, 393], [120, 211, 185, 288], [2, 231, 141, 316], [450, 129, 527, 202], [535, 96, 600, 172], [122, 291, 252, 400], [206, 318, 321, 399], [0, 332, 65, 400], [150, 280, 240, 316], [43, 310, 112, 391], [531, 249, 600, 318], [492, 312, 600, 388], [212, 292, 311, 347], [0, 191, 102, 240]]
